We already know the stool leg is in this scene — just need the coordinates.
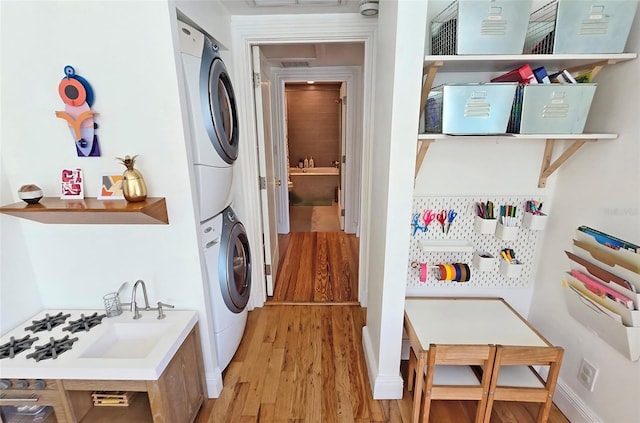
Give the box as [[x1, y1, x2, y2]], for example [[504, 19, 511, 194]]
[[408, 347, 417, 392]]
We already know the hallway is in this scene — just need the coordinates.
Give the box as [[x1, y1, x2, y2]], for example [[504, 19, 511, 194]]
[[289, 204, 341, 232], [272, 231, 359, 303], [269, 204, 358, 303]]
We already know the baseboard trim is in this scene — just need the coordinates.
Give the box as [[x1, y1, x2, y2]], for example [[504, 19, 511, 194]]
[[206, 367, 224, 398], [554, 378, 603, 423], [362, 325, 404, 399]]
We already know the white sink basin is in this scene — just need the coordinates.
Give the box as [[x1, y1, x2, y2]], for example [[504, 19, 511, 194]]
[[79, 322, 170, 359]]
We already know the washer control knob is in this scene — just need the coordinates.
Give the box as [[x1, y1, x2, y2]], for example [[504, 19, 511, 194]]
[[0, 379, 11, 389], [33, 379, 46, 390], [14, 379, 28, 389]]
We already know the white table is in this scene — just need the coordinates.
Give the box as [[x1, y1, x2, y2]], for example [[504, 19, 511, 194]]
[[403, 297, 552, 423]]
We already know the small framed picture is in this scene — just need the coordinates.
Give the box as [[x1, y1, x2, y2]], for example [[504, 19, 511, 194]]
[[61, 168, 84, 199], [98, 174, 124, 200]]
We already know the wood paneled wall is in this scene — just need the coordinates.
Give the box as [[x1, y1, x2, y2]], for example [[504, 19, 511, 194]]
[[286, 83, 341, 169]]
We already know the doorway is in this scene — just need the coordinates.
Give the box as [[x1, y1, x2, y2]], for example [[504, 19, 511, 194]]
[[243, 35, 371, 307], [252, 43, 364, 304], [286, 81, 343, 233]]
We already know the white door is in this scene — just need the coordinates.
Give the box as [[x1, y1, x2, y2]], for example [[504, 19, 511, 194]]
[[252, 45, 279, 296], [339, 82, 347, 230]]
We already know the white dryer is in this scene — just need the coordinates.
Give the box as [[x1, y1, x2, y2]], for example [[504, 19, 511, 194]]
[[201, 205, 251, 371], [179, 21, 239, 221]]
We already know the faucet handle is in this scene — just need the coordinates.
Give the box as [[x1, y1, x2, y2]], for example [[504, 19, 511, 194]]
[[156, 302, 175, 320], [132, 302, 142, 320]]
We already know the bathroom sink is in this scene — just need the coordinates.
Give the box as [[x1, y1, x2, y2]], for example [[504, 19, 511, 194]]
[[80, 322, 170, 359]]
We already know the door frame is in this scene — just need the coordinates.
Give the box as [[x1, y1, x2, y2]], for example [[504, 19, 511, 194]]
[[229, 14, 377, 308], [270, 66, 363, 235]]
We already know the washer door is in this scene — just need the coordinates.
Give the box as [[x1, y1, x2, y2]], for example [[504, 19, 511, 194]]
[[219, 209, 251, 313], [200, 38, 239, 164]]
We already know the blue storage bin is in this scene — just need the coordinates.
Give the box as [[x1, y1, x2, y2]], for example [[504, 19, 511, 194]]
[[426, 83, 518, 135], [517, 83, 597, 134], [431, 0, 533, 55], [524, 0, 638, 54]]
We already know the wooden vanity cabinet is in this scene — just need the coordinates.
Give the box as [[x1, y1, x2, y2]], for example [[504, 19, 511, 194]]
[[147, 323, 207, 423], [61, 324, 207, 423]]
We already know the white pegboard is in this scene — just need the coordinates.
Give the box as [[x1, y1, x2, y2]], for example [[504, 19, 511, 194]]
[[408, 196, 546, 290]]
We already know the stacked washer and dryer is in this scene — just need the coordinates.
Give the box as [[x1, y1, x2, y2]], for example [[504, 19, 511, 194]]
[[179, 21, 251, 371]]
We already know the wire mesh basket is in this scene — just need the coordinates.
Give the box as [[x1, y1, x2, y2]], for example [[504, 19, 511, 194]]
[[425, 88, 444, 133], [431, 1, 458, 55], [524, 0, 638, 54], [430, 0, 533, 55], [523, 1, 557, 53]]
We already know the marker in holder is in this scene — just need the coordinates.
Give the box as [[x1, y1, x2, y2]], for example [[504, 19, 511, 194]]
[[499, 249, 523, 278]]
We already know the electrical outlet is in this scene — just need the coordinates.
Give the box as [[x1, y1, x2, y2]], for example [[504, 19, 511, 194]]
[[578, 358, 599, 392]]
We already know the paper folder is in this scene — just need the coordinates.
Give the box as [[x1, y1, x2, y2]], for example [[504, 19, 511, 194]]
[[565, 250, 636, 293], [573, 239, 640, 275]]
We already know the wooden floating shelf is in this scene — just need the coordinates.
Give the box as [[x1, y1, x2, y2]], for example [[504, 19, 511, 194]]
[[0, 197, 169, 224]]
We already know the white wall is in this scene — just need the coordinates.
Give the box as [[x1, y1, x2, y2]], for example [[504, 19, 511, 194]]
[[0, 0, 232, 398], [528, 11, 640, 422], [361, 0, 428, 399]]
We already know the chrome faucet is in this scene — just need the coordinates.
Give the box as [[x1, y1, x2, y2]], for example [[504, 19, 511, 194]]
[[131, 279, 151, 319]]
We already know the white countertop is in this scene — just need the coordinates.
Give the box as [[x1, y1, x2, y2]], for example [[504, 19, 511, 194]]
[[0, 309, 198, 380]]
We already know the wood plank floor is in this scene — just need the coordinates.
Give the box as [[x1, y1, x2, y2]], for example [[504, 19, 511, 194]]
[[195, 305, 570, 423], [271, 232, 359, 303], [289, 204, 341, 232]]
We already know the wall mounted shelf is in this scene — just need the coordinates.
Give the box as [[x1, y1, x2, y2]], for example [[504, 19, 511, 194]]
[[415, 53, 637, 187], [0, 197, 169, 224], [419, 239, 474, 253]]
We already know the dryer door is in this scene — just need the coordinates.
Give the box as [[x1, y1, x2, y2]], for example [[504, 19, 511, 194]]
[[219, 208, 251, 313], [200, 38, 239, 164]]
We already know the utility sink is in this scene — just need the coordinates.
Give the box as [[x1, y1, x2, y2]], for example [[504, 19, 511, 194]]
[[79, 322, 171, 359]]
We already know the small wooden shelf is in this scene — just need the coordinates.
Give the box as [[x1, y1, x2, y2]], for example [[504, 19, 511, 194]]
[[0, 197, 169, 224]]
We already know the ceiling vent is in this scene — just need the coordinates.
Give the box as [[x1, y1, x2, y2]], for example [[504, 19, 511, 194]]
[[252, 0, 343, 7], [281, 61, 310, 68]]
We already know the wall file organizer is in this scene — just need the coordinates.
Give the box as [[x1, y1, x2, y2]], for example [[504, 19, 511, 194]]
[[562, 227, 640, 361], [407, 196, 545, 290]]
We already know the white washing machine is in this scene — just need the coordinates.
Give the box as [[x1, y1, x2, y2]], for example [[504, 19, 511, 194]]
[[201, 205, 251, 371], [179, 21, 239, 221]]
